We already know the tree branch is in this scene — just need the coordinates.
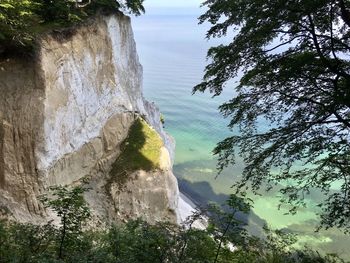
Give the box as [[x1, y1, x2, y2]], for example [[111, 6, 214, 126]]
[[338, 0, 350, 27], [307, 14, 350, 79]]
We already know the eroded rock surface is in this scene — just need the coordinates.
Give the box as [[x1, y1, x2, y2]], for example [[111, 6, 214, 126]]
[[0, 13, 179, 225]]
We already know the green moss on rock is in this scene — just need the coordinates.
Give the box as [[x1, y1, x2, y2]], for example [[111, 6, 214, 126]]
[[109, 117, 163, 186]]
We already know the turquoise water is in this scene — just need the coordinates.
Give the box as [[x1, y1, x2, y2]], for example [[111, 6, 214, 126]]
[[133, 15, 234, 163], [132, 13, 350, 259]]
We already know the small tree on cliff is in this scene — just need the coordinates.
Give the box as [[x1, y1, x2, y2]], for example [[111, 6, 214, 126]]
[[40, 186, 90, 260], [195, 0, 350, 230]]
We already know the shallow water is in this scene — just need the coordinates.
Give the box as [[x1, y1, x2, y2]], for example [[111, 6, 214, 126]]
[[132, 12, 350, 259]]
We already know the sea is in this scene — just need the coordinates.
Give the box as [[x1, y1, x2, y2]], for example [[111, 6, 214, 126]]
[[131, 7, 350, 259]]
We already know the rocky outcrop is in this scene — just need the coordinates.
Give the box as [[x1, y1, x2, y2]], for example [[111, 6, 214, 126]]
[[0, 13, 179, 224]]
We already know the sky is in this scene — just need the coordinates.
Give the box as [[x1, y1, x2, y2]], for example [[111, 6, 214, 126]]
[[140, 0, 204, 15], [144, 0, 203, 8]]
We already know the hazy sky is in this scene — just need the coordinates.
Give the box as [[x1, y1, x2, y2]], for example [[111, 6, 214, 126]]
[[144, 0, 203, 8]]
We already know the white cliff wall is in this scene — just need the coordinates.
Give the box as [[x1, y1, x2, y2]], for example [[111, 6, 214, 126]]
[[0, 13, 179, 224]]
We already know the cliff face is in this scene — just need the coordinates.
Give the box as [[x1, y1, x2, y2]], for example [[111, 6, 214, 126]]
[[0, 13, 179, 225]]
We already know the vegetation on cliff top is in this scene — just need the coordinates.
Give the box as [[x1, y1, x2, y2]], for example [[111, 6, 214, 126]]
[[0, 0, 145, 56], [0, 186, 347, 262], [110, 117, 162, 186]]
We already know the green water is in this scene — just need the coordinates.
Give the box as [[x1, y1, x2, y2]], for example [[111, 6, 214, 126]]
[[132, 12, 350, 259]]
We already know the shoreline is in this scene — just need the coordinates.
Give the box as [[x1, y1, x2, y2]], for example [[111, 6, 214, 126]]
[[178, 190, 207, 229]]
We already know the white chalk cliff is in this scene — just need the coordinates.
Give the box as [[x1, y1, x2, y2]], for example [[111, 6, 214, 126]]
[[0, 13, 179, 225]]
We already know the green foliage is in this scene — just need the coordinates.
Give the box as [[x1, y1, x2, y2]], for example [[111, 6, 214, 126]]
[[0, 210, 347, 262], [0, 0, 145, 55], [124, 0, 145, 16], [40, 186, 91, 260], [0, 221, 57, 262], [107, 220, 178, 262], [0, 0, 41, 51], [160, 113, 165, 127], [195, 0, 350, 230], [109, 117, 163, 186], [206, 195, 251, 263], [0, 187, 346, 262]]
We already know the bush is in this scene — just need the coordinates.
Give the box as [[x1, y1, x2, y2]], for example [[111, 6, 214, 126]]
[[0, 187, 346, 263]]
